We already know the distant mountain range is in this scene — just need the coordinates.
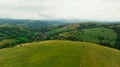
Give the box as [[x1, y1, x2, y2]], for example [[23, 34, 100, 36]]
[[0, 18, 119, 23]]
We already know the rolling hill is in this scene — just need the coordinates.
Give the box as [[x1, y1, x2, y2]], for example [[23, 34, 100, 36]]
[[0, 40, 120, 67], [0, 25, 35, 48], [0, 22, 119, 50], [46, 23, 118, 48]]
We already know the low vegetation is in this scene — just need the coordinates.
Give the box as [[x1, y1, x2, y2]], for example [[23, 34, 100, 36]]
[[0, 19, 119, 67], [0, 22, 119, 50], [0, 40, 120, 67]]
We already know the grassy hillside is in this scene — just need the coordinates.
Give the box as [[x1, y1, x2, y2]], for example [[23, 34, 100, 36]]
[[49, 27, 117, 47], [0, 25, 36, 48], [0, 23, 119, 50], [0, 24, 34, 40], [78, 27, 117, 46], [0, 40, 120, 67]]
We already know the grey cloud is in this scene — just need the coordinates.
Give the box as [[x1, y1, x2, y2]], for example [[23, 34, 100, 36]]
[[12, 5, 48, 11], [0, 0, 51, 11], [0, 13, 10, 18], [101, 0, 120, 2], [0, 0, 119, 21], [24, 0, 56, 2], [0, 0, 56, 12], [0, 3, 49, 11], [38, 14, 55, 19]]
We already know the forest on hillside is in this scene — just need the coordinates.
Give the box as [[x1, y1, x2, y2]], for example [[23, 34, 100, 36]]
[[0, 19, 120, 49]]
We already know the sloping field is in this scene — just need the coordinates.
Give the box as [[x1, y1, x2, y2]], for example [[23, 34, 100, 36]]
[[0, 40, 120, 67]]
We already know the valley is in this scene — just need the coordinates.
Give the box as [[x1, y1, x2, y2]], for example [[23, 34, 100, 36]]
[[0, 19, 119, 67]]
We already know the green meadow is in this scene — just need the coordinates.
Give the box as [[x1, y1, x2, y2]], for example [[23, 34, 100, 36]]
[[79, 27, 117, 46], [0, 40, 120, 67]]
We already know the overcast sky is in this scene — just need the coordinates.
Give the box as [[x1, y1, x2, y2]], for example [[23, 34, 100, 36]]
[[0, 0, 120, 21]]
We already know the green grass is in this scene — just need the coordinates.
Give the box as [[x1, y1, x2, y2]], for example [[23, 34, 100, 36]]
[[0, 40, 120, 67], [48, 26, 117, 47], [79, 27, 117, 46]]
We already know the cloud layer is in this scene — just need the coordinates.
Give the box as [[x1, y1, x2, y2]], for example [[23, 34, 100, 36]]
[[0, 0, 120, 21]]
